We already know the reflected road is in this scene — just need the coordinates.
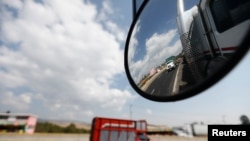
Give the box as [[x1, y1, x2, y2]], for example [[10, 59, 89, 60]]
[[143, 60, 196, 96], [145, 68, 177, 96]]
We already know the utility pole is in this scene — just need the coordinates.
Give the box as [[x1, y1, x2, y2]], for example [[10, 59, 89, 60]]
[[222, 115, 226, 124]]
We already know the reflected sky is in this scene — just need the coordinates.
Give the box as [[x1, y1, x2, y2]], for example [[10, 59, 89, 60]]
[[128, 0, 199, 84], [134, 0, 144, 14]]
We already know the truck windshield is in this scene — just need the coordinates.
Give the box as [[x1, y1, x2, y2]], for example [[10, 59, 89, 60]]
[[167, 61, 173, 64], [210, 0, 250, 32]]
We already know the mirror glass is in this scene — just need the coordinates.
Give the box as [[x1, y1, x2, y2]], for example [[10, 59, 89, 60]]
[[125, 0, 250, 101]]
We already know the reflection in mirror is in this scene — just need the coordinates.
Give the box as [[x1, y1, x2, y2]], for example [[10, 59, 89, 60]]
[[126, 0, 249, 99]]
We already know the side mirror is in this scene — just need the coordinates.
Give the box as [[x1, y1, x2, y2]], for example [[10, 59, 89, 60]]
[[124, 0, 249, 102]]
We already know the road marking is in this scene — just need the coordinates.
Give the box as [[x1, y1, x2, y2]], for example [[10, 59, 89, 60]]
[[172, 65, 181, 95]]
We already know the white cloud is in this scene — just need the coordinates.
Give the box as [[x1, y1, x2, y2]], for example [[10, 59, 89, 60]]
[[0, 0, 134, 120], [146, 109, 152, 115], [128, 21, 140, 64], [106, 21, 126, 42], [0, 91, 32, 110], [96, 0, 126, 42], [1, 0, 23, 10], [97, 0, 114, 22], [84, 110, 94, 117]]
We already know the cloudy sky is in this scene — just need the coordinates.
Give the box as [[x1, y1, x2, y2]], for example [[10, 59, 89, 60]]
[[0, 0, 250, 127]]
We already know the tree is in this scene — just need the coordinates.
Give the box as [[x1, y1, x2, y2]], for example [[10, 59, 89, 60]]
[[35, 122, 90, 133], [64, 123, 77, 133], [240, 115, 250, 125]]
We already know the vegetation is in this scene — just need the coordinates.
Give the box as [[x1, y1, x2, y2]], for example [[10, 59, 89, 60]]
[[35, 122, 90, 133]]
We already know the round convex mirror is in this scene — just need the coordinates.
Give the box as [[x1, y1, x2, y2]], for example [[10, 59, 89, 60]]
[[124, 0, 250, 102]]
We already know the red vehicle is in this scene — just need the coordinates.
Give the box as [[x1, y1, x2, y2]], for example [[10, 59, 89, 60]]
[[90, 117, 152, 141]]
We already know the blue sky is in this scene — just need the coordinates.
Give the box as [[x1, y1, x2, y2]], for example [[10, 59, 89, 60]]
[[0, 0, 249, 128]]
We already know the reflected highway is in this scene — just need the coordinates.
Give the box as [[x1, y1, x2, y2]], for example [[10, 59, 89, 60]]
[[143, 61, 196, 96], [145, 68, 177, 96]]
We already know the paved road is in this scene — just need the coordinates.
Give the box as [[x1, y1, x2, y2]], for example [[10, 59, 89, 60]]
[[0, 133, 207, 141], [145, 69, 177, 96], [143, 61, 197, 97]]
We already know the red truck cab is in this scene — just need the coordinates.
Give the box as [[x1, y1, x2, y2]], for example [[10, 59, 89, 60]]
[[90, 117, 152, 141]]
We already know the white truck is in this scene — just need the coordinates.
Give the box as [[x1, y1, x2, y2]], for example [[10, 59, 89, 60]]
[[166, 60, 176, 72], [177, 0, 249, 82]]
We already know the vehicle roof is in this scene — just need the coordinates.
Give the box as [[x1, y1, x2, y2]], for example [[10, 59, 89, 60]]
[[166, 60, 174, 63]]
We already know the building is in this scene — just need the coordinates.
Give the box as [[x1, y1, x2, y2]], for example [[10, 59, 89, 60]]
[[0, 113, 37, 134]]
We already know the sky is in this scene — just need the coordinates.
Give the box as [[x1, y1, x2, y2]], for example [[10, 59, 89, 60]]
[[0, 0, 249, 128]]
